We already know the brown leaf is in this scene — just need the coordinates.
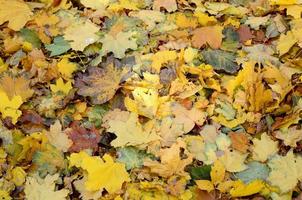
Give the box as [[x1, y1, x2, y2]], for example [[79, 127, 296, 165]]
[[66, 121, 101, 153], [237, 25, 254, 43], [192, 26, 223, 49], [75, 64, 127, 104], [153, 0, 177, 12], [229, 132, 249, 153]]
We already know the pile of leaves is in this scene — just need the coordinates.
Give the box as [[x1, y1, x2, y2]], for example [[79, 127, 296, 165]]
[[0, 0, 302, 199]]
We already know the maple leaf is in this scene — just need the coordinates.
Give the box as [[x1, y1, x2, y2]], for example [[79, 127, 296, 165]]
[[0, 0, 32, 31], [268, 150, 302, 193], [24, 174, 69, 200], [63, 20, 99, 51], [50, 78, 72, 95], [101, 31, 137, 59], [275, 126, 302, 148], [151, 50, 178, 72], [0, 76, 34, 101], [144, 140, 193, 178], [196, 160, 229, 193], [235, 161, 269, 184], [0, 90, 23, 124], [124, 87, 159, 119], [45, 36, 71, 57], [76, 64, 126, 104], [172, 103, 206, 133], [220, 150, 248, 172], [104, 110, 160, 147], [252, 133, 278, 162], [57, 58, 77, 79], [66, 121, 101, 153], [46, 120, 72, 152], [69, 151, 130, 193], [117, 146, 151, 170], [192, 26, 223, 49], [229, 132, 249, 153]]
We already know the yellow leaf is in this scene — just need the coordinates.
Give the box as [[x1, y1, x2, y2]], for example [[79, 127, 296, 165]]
[[285, 5, 302, 19], [210, 160, 225, 185], [144, 140, 193, 178], [230, 180, 265, 197], [0, 76, 34, 101], [269, 0, 297, 5], [108, 0, 140, 11], [151, 50, 178, 72], [11, 167, 26, 187], [252, 133, 278, 162], [220, 150, 248, 172], [125, 88, 159, 119], [25, 174, 69, 200], [104, 110, 160, 147], [195, 180, 214, 192], [69, 151, 130, 193], [184, 47, 198, 64], [194, 11, 217, 26], [80, 0, 109, 9], [50, 78, 72, 95], [277, 31, 297, 56], [0, 90, 23, 124], [174, 13, 198, 28], [63, 20, 99, 51], [0, 0, 32, 31], [57, 58, 77, 79], [268, 150, 302, 193], [0, 190, 11, 200]]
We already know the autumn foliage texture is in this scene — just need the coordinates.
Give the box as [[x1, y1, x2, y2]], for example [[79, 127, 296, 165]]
[[0, 0, 302, 199]]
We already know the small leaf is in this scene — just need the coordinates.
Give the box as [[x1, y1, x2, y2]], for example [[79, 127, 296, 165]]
[[190, 165, 211, 180], [45, 36, 71, 57]]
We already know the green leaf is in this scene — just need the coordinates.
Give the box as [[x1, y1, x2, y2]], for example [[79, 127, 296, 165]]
[[87, 105, 110, 128], [202, 49, 238, 74], [19, 28, 41, 48], [32, 145, 66, 177], [215, 100, 236, 120], [234, 161, 269, 184], [189, 165, 212, 180], [45, 36, 71, 57], [221, 27, 239, 52], [117, 146, 153, 170]]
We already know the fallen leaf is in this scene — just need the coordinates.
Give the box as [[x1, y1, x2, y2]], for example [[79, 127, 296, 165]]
[[0, 0, 32, 31], [69, 151, 130, 192], [76, 64, 126, 104], [24, 174, 69, 200], [192, 26, 223, 49]]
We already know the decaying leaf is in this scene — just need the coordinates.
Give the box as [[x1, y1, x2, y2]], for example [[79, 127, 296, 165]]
[[76, 64, 127, 104]]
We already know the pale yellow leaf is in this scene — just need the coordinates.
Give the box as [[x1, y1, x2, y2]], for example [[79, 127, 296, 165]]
[[0, 0, 32, 31]]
